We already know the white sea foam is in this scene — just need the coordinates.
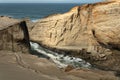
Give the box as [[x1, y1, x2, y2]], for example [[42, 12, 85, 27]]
[[30, 42, 92, 68], [31, 19, 39, 22]]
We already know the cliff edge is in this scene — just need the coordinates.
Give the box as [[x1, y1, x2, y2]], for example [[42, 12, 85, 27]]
[[30, 1, 120, 71], [31, 1, 120, 50]]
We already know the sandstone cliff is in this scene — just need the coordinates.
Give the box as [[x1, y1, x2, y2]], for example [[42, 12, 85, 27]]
[[0, 16, 30, 53], [30, 1, 120, 71], [31, 1, 120, 50]]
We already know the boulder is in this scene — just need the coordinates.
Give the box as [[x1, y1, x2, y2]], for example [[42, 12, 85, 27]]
[[0, 16, 30, 53]]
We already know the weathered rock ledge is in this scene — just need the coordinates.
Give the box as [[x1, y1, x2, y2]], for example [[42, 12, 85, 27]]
[[0, 50, 119, 80]]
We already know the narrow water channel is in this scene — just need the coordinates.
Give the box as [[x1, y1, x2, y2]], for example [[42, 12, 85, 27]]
[[30, 42, 92, 69]]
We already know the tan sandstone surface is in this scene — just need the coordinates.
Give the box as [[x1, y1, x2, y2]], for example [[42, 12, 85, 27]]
[[30, 0, 120, 71], [30, 0, 120, 52], [0, 50, 119, 80]]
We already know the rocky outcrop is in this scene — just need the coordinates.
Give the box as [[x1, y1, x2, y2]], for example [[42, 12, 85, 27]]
[[0, 16, 30, 53], [30, 1, 120, 51], [30, 1, 120, 71]]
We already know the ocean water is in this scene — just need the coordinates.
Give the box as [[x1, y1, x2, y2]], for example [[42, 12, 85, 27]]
[[0, 3, 83, 20]]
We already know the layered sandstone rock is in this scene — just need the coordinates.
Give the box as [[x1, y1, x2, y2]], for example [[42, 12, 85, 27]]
[[0, 16, 30, 53], [30, 1, 120, 54], [30, 1, 120, 71]]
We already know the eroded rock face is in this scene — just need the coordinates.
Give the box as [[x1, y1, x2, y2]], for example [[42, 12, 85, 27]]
[[0, 16, 30, 53], [30, 1, 120, 71], [30, 1, 120, 53]]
